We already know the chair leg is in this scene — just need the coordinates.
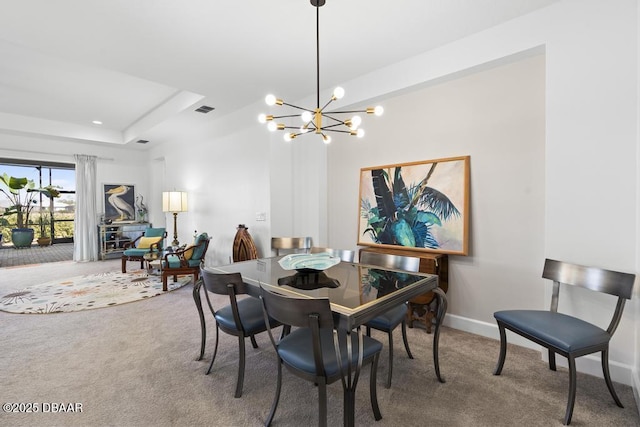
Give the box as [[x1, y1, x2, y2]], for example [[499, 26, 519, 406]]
[[265, 359, 283, 427], [162, 274, 168, 292], [385, 331, 394, 389], [250, 334, 259, 349], [121, 258, 127, 273], [192, 280, 206, 360], [370, 353, 382, 421], [601, 348, 624, 408], [318, 380, 328, 427], [234, 336, 246, 398], [406, 304, 414, 328], [493, 323, 508, 375], [549, 348, 557, 371], [564, 356, 577, 425], [206, 326, 220, 375], [401, 320, 414, 359]]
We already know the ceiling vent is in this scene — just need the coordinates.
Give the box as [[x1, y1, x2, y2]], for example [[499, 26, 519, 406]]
[[195, 105, 215, 114], [136, 139, 149, 144]]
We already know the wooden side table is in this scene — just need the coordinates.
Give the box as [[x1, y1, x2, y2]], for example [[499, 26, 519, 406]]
[[358, 247, 448, 333]]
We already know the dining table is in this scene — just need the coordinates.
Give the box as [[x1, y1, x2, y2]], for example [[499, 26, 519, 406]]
[[193, 256, 448, 426]]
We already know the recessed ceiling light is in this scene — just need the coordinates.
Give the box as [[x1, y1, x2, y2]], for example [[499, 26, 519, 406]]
[[92, 120, 103, 125]]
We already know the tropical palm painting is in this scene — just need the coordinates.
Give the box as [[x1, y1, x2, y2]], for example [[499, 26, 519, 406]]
[[358, 156, 469, 255]]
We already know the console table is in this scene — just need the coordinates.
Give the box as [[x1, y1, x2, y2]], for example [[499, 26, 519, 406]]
[[358, 246, 448, 333], [98, 222, 150, 260]]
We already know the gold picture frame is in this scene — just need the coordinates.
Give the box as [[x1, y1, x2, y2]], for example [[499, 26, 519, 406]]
[[103, 183, 136, 223], [358, 155, 470, 255]]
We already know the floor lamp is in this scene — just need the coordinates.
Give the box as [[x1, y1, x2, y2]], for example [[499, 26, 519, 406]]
[[162, 191, 188, 247]]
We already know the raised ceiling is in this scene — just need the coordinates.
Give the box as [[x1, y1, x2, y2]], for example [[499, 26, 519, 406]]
[[0, 0, 559, 148]]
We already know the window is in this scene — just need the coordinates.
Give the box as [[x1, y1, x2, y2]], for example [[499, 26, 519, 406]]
[[0, 159, 75, 245]]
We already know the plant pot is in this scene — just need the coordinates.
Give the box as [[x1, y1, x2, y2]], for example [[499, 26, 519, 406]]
[[11, 228, 34, 248], [37, 237, 51, 247]]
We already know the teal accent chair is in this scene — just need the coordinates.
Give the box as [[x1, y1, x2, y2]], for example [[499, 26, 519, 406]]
[[121, 227, 167, 273], [161, 232, 210, 291]]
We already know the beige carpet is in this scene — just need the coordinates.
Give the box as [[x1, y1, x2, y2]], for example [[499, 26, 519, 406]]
[[0, 260, 638, 426]]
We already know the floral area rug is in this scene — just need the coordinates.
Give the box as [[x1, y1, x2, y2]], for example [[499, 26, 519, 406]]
[[0, 270, 191, 314]]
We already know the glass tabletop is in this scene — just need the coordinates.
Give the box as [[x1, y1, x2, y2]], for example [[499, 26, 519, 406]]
[[209, 256, 438, 328]]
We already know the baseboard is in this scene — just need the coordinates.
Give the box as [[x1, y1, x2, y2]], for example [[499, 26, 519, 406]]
[[443, 314, 634, 387]]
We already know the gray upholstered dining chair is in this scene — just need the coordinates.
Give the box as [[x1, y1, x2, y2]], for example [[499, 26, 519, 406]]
[[271, 236, 312, 256], [199, 269, 281, 398], [259, 285, 383, 426], [310, 246, 356, 262], [493, 258, 636, 425], [360, 251, 421, 388]]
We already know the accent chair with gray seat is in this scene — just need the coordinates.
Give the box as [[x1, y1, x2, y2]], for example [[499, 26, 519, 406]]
[[121, 227, 166, 273], [360, 251, 421, 388], [198, 269, 280, 398], [259, 285, 383, 426], [310, 246, 356, 262], [271, 236, 312, 256], [493, 258, 636, 425]]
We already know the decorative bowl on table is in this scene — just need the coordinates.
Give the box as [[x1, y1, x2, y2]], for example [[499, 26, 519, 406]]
[[277, 253, 341, 272]]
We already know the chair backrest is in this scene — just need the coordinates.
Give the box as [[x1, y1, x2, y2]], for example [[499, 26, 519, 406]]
[[142, 227, 166, 249], [311, 246, 356, 262], [260, 285, 334, 329], [260, 286, 339, 382], [542, 258, 635, 299], [359, 251, 420, 273], [271, 236, 312, 256], [200, 269, 250, 332], [542, 258, 636, 334], [200, 269, 251, 296], [191, 233, 210, 261]]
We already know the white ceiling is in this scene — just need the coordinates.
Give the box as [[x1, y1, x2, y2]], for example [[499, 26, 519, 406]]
[[0, 0, 559, 149]]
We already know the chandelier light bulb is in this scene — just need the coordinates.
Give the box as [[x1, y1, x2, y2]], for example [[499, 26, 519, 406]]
[[374, 106, 384, 116], [350, 115, 362, 129], [333, 87, 345, 100], [265, 94, 277, 106], [267, 121, 278, 132], [301, 111, 313, 122], [322, 134, 332, 144], [299, 126, 309, 134], [284, 133, 296, 142], [357, 128, 365, 138], [258, 114, 267, 124]]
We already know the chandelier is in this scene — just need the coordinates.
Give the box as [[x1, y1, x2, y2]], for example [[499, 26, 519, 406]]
[[258, 0, 383, 144]]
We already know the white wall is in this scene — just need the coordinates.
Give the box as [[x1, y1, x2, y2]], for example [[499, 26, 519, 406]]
[[329, 53, 546, 323], [148, 104, 272, 266], [316, 0, 637, 386], [635, 0, 640, 412]]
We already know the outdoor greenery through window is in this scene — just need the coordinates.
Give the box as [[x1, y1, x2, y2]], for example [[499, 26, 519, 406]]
[[0, 159, 75, 246]]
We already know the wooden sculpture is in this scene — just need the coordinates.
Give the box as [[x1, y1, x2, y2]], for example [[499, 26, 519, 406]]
[[232, 224, 258, 262]]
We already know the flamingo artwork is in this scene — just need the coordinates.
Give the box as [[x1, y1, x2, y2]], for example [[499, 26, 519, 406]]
[[105, 185, 135, 221]]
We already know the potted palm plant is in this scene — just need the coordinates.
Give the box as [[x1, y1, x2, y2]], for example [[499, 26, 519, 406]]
[[0, 173, 60, 248], [37, 210, 53, 247]]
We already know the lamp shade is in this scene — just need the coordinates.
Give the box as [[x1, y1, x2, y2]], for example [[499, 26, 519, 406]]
[[162, 191, 188, 213]]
